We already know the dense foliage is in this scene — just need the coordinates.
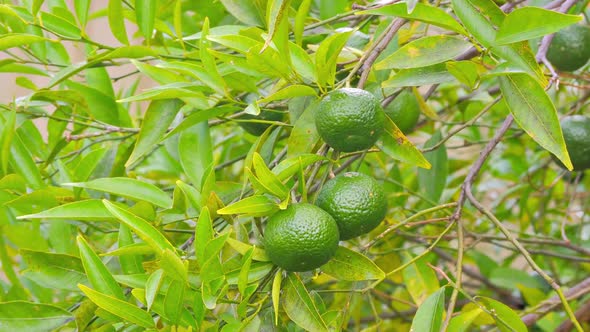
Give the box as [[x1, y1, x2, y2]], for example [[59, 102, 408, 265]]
[[0, 0, 589, 331]]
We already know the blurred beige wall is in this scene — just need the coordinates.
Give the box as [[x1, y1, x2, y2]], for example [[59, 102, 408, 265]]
[[1, 0, 155, 104]]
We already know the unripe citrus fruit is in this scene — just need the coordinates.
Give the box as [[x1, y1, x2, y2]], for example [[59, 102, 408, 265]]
[[264, 203, 339, 271], [547, 24, 590, 72], [316, 172, 387, 240], [384, 90, 420, 134], [554, 115, 590, 171], [315, 88, 385, 152]]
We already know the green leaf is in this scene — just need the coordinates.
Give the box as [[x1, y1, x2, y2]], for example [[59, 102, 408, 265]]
[[238, 247, 254, 296], [447, 308, 483, 332], [103, 200, 176, 254], [247, 43, 291, 79], [382, 63, 455, 88], [0, 110, 16, 175], [17, 199, 113, 221], [252, 152, 288, 199], [410, 287, 446, 332], [20, 249, 86, 291], [283, 273, 328, 332], [163, 279, 185, 325], [320, 246, 385, 281], [376, 35, 473, 69], [0, 33, 47, 51], [264, 0, 291, 48], [272, 269, 282, 325], [63, 177, 172, 209], [403, 256, 439, 305], [378, 115, 431, 169], [446, 60, 480, 89], [496, 8, 581, 45], [160, 249, 188, 282], [294, 0, 312, 46], [66, 81, 120, 126], [259, 85, 317, 104], [8, 133, 45, 190], [178, 121, 212, 188], [498, 73, 572, 170], [126, 99, 183, 167], [77, 236, 125, 300], [40, 12, 81, 39], [217, 195, 279, 217], [477, 297, 527, 332], [220, 0, 265, 26], [74, 0, 90, 28], [451, 0, 546, 85], [79, 284, 156, 328], [358, 3, 467, 35], [0, 301, 73, 332], [200, 18, 227, 95], [418, 131, 448, 204], [136, 0, 157, 44], [273, 154, 327, 181], [145, 269, 164, 310], [315, 31, 352, 88], [287, 100, 320, 157], [117, 224, 143, 274], [108, 0, 129, 44], [226, 237, 270, 261], [195, 207, 213, 264], [93, 45, 158, 61]]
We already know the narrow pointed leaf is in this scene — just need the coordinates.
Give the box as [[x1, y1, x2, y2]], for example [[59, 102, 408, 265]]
[[103, 200, 176, 254], [499, 73, 572, 170], [0, 301, 73, 331], [410, 287, 446, 332], [283, 273, 328, 332], [378, 116, 431, 169], [77, 236, 125, 300], [496, 8, 581, 45], [320, 246, 385, 281], [79, 285, 155, 328], [64, 178, 172, 208]]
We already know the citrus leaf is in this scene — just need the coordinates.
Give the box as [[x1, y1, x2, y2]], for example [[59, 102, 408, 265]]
[[498, 73, 572, 170], [79, 284, 155, 328], [103, 200, 176, 254], [447, 308, 483, 332], [136, 0, 157, 43], [315, 31, 352, 88], [77, 236, 125, 300], [259, 85, 317, 104], [20, 249, 86, 291], [0, 33, 48, 51], [252, 152, 289, 199], [195, 207, 213, 264], [0, 301, 73, 332], [200, 18, 226, 95], [451, 0, 546, 85], [226, 237, 271, 261], [216, 195, 279, 217], [163, 279, 185, 325], [17, 199, 113, 220], [283, 273, 328, 332], [477, 297, 527, 332], [496, 7, 581, 45], [264, 0, 291, 48], [145, 269, 164, 310], [40, 12, 81, 39], [159, 249, 188, 282], [418, 131, 448, 204], [382, 63, 455, 88], [320, 246, 385, 281], [410, 287, 446, 332], [287, 100, 320, 157], [63, 177, 172, 209], [108, 0, 129, 44], [357, 3, 467, 35], [126, 99, 183, 167], [378, 115, 431, 169], [272, 269, 283, 325], [376, 35, 473, 69], [273, 154, 327, 181], [446, 60, 480, 89], [403, 256, 439, 305]]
